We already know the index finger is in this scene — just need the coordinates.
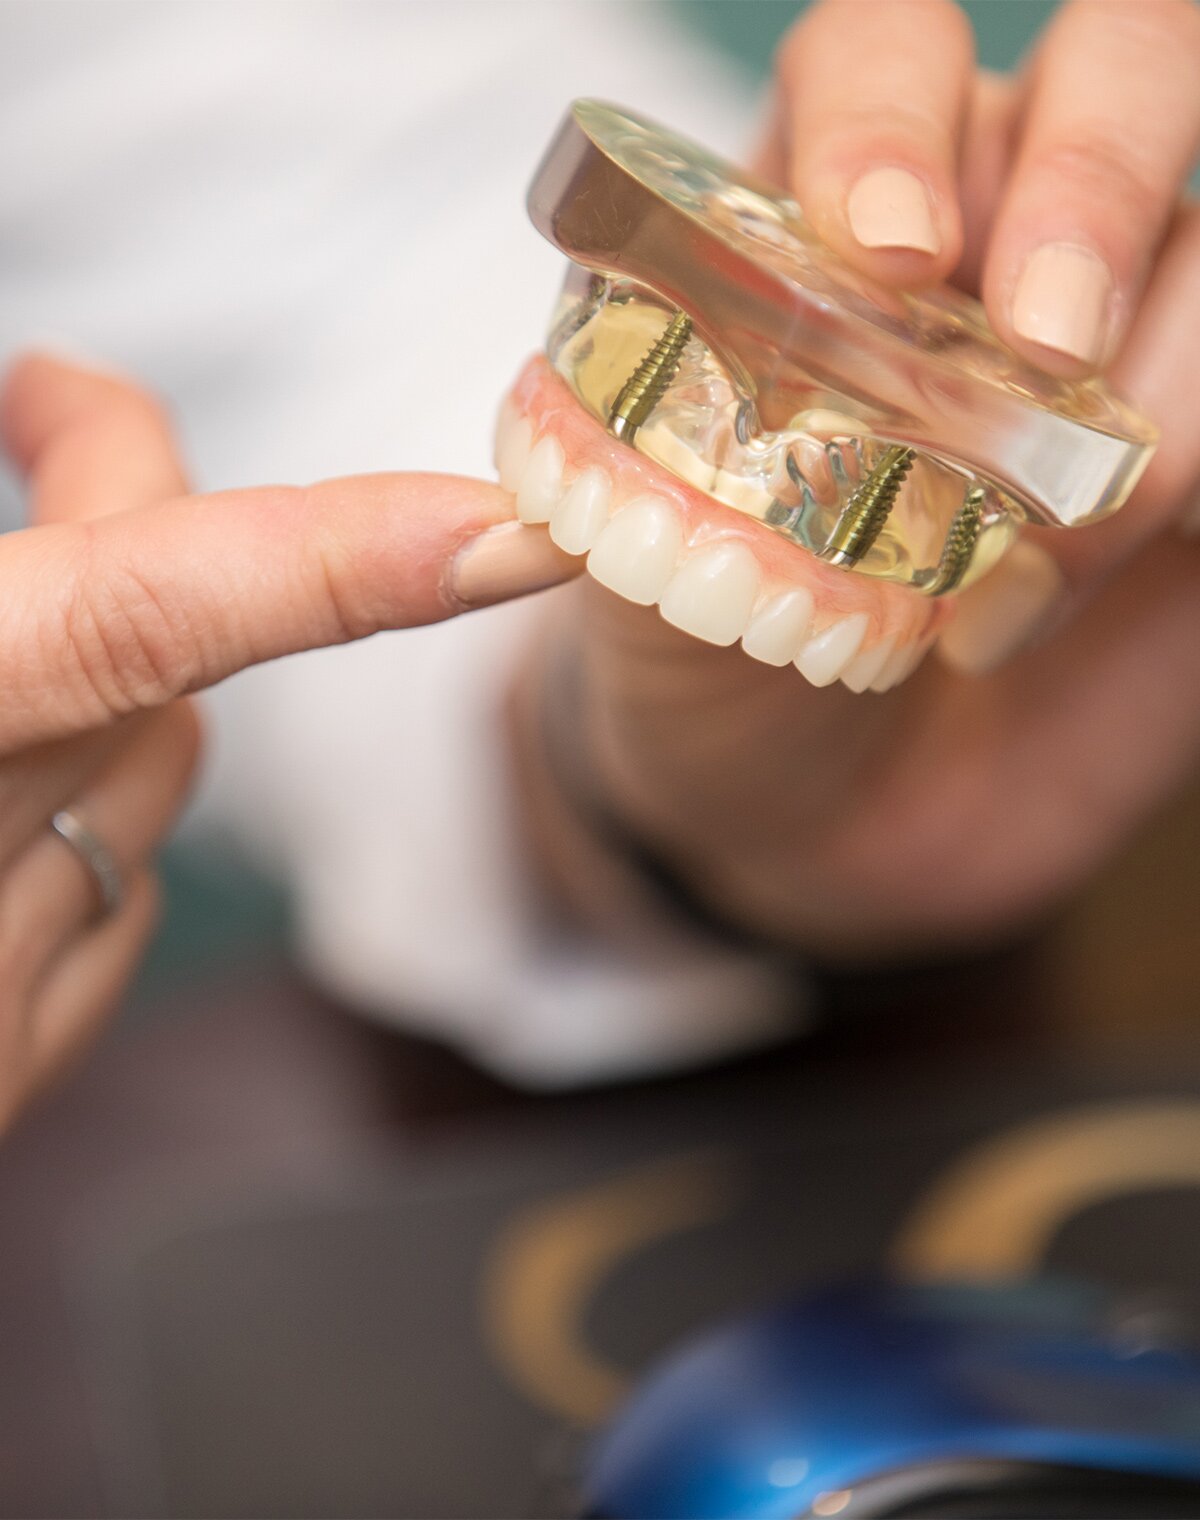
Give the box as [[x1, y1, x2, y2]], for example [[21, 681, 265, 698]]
[[0, 355, 578, 752], [776, 0, 974, 285], [982, 0, 1200, 375], [939, 202, 1200, 675]]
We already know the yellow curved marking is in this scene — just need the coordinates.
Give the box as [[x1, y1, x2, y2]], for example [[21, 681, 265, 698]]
[[481, 1151, 738, 1427], [893, 1100, 1200, 1281]]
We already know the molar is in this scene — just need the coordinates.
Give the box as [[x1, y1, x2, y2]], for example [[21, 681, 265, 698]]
[[516, 435, 565, 524], [795, 612, 869, 688], [587, 496, 683, 605], [550, 466, 611, 555], [741, 588, 814, 667], [658, 541, 760, 647]]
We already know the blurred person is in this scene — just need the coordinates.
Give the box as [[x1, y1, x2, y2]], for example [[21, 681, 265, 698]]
[[0, 0, 1198, 1129]]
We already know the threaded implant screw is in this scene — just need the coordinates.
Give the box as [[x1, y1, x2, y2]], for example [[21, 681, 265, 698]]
[[608, 310, 693, 442], [820, 445, 915, 567], [924, 483, 986, 595]]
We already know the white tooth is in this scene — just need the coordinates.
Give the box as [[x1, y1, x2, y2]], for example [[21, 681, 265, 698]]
[[549, 467, 611, 555], [840, 635, 894, 693], [516, 435, 565, 524], [493, 396, 519, 471], [869, 640, 911, 692], [869, 638, 918, 693], [873, 634, 931, 692], [658, 541, 761, 647], [794, 612, 869, 687], [742, 588, 814, 666], [587, 496, 683, 606], [497, 415, 532, 493], [893, 634, 935, 688]]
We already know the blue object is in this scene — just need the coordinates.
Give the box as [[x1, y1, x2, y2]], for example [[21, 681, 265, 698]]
[[582, 1279, 1200, 1519]]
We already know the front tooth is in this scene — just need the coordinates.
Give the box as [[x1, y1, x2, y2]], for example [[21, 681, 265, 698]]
[[872, 637, 923, 692], [869, 640, 912, 692], [742, 588, 814, 666], [658, 541, 761, 647], [795, 612, 869, 687], [550, 467, 611, 555], [587, 496, 683, 606], [881, 633, 934, 691], [498, 415, 533, 493], [841, 635, 895, 693], [516, 436, 565, 524]]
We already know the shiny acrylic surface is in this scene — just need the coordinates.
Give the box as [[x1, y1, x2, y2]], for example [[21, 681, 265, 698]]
[[528, 102, 1157, 593]]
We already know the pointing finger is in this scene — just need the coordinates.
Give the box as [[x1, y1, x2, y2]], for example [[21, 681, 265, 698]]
[[982, 0, 1200, 374], [776, 0, 974, 284], [0, 355, 578, 753]]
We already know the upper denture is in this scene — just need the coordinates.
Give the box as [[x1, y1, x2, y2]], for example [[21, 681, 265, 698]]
[[496, 355, 948, 692]]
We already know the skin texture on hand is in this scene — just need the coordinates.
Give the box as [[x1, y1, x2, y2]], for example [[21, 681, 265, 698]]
[[0, 353, 579, 1133], [511, 0, 1200, 961]]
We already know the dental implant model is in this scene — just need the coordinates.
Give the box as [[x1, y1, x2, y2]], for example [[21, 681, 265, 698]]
[[495, 100, 1157, 691]]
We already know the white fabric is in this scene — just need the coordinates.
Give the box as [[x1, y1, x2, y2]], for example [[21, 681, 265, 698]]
[[0, 0, 804, 1083]]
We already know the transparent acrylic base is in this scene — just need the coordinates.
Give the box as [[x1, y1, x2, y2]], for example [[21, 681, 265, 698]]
[[531, 102, 1158, 598], [548, 268, 1016, 594]]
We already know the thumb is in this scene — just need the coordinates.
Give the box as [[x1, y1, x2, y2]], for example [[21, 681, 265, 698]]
[[0, 356, 577, 753]]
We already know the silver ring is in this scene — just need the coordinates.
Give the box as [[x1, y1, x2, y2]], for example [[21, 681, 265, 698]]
[[49, 809, 124, 918]]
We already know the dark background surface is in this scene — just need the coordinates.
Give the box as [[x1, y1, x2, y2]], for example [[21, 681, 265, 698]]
[[2, 754, 1199, 1517]]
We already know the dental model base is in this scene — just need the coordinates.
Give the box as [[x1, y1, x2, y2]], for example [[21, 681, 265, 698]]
[[496, 100, 1157, 691]]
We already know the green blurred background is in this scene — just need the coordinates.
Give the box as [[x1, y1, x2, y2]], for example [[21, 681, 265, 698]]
[[674, 0, 1057, 76]]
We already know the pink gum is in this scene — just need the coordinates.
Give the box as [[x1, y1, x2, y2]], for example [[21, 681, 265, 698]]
[[505, 355, 948, 650]]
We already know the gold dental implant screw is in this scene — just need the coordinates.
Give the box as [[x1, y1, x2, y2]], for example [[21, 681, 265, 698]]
[[923, 483, 986, 596], [608, 309, 693, 443], [819, 445, 915, 568]]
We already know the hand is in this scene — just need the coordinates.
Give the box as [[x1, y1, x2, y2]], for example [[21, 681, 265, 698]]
[[511, 0, 1200, 959], [0, 353, 576, 1130]]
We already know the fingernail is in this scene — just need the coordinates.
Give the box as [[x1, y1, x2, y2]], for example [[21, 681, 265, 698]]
[[1012, 243, 1112, 364], [846, 167, 940, 254], [936, 540, 1063, 676], [449, 520, 577, 609]]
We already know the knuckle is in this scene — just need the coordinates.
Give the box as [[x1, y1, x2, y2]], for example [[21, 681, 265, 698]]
[[820, 101, 956, 160], [59, 527, 195, 720], [317, 551, 372, 645], [1033, 134, 1166, 229], [1071, 0, 1200, 64], [295, 490, 376, 647]]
